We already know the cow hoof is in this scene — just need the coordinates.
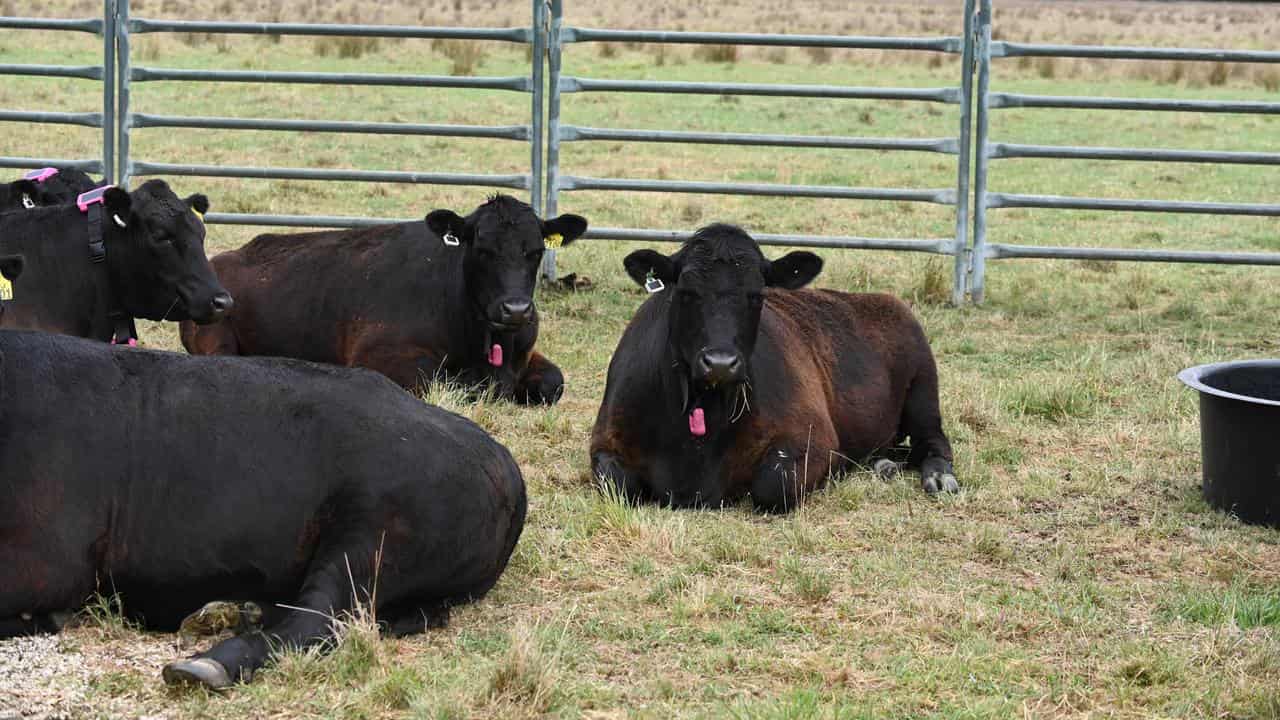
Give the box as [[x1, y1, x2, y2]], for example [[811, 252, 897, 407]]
[[162, 658, 233, 690], [872, 458, 901, 480], [921, 471, 960, 495], [940, 473, 960, 493]]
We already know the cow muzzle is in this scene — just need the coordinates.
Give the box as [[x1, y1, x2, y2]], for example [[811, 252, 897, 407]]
[[695, 348, 744, 387], [489, 297, 533, 330]]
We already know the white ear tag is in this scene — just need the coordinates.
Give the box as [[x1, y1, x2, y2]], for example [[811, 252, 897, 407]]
[[442, 232, 460, 247], [112, 214, 127, 228], [644, 274, 665, 294], [21, 194, 34, 209]]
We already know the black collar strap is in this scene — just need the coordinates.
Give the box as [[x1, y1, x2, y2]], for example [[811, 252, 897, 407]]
[[77, 187, 137, 346]]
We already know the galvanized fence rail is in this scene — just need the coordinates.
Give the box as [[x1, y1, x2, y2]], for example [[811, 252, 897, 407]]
[[968, 0, 1280, 303], [0, 2, 115, 179], [541, 0, 978, 304], [115, 0, 547, 228]]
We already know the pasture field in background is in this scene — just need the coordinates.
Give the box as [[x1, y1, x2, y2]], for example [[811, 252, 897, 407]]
[[2, 1, 1280, 718]]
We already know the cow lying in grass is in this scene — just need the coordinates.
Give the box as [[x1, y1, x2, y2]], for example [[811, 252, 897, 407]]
[[590, 223, 958, 512], [0, 329, 527, 690], [0, 179, 231, 343], [181, 194, 587, 403], [0, 167, 99, 213]]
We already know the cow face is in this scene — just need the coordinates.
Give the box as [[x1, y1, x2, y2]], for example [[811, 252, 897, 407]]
[[426, 195, 587, 332], [102, 180, 232, 324], [623, 224, 822, 390]]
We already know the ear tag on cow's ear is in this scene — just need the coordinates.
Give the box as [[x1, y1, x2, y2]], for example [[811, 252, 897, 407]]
[[544, 233, 563, 250], [21, 194, 34, 209], [644, 270, 665, 294], [112, 214, 127, 228], [191, 208, 204, 224], [442, 232, 460, 247]]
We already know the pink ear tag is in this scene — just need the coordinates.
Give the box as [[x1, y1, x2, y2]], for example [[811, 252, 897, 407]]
[[689, 407, 706, 437], [488, 343, 503, 367]]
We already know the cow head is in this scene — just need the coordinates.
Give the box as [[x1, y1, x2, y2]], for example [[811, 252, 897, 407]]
[[426, 195, 587, 332], [1, 169, 100, 213], [623, 223, 822, 395], [102, 180, 232, 324]]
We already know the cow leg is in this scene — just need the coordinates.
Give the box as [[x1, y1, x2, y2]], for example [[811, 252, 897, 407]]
[[591, 451, 649, 504], [0, 613, 63, 639], [162, 551, 363, 690], [750, 426, 838, 513], [901, 369, 959, 495], [513, 352, 564, 405]]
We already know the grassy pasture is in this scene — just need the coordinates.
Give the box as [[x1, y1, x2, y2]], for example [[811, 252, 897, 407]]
[[2, 0, 1280, 718]]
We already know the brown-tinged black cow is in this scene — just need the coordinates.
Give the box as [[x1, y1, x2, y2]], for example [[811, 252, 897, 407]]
[[0, 167, 102, 213], [590, 224, 958, 513], [0, 179, 232, 344], [0, 329, 526, 691], [181, 194, 586, 402]]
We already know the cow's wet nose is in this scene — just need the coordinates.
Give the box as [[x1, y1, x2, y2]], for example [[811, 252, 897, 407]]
[[500, 298, 532, 325], [209, 292, 234, 319], [697, 349, 743, 386]]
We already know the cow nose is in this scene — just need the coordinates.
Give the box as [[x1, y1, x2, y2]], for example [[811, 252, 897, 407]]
[[697, 349, 743, 385], [500, 298, 532, 325], [209, 292, 234, 318]]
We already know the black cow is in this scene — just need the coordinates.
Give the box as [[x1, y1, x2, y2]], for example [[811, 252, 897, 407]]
[[181, 194, 586, 402], [0, 179, 232, 343], [0, 167, 100, 213], [0, 329, 527, 690], [590, 224, 959, 513]]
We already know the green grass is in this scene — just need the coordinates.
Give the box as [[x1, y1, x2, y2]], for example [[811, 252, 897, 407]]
[[3, 9, 1280, 720]]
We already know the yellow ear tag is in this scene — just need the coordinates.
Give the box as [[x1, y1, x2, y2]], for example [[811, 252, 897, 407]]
[[544, 233, 563, 249], [0, 276, 11, 301], [192, 208, 205, 224]]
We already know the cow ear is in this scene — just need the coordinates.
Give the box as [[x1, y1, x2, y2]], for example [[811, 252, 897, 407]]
[[103, 186, 132, 215], [623, 249, 677, 289], [763, 251, 823, 289], [0, 254, 23, 281], [183, 193, 210, 215], [425, 209, 466, 243], [12, 179, 38, 198], [541, 213, 587, 247]]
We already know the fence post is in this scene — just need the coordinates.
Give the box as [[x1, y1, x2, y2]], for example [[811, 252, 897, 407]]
[[968, 0, 993, 304], [539, 0, 563, 282], [950, 0, 977, 306], [529, 0, 545, 216], [115, 0, 131, 187], [102, 0, 115, 183]]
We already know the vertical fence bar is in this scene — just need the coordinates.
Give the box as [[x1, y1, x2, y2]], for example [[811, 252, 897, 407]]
[[115, 0, 131, 187], [529, 0, 545, 215], [539, 0, 564, 281], [950, 0, 977, 305], [102, 0, 116, 183], [968, 0, 993, 304]]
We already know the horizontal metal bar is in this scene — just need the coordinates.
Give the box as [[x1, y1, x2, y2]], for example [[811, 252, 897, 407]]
[[129, 19, 531, 43], [562, 27, 961, 53], [992, 41, 1280, 64], [560, 125, 959, 153], [560, 175, 956, 204], [204, 212, 419, 228], [130, 161, 531, 189], [0, 17, 102, 33], [584, 226, 955, 253], [989, 92, 1280, 115], [0, 63, 103, 80], [0, 156, 104, 173], [0, 110, 103, 128], [560, 77, 961, 103], [985, 243, 1280, 266], [987, 143, 1280, 165], [130, 113, 530, 140], [131, 67, 532, 91], [985, 193, 1280, 216]]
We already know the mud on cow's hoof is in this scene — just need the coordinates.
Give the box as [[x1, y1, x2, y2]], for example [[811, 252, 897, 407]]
[[162, 657, 234, 691]]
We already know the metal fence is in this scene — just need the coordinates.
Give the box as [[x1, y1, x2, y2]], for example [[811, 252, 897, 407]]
[[4, 0, 1280, 304], [115, 0, 546, 228], [0, 1, 115, 180], [967, 0, 1280, 303], [541, 0, 978, 304]]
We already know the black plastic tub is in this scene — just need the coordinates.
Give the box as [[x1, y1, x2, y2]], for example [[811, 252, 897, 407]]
[[1179, 359, 1280, 528]]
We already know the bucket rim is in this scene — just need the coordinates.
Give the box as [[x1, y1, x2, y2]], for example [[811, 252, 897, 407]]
[[1178, 359, 1280, 408]]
